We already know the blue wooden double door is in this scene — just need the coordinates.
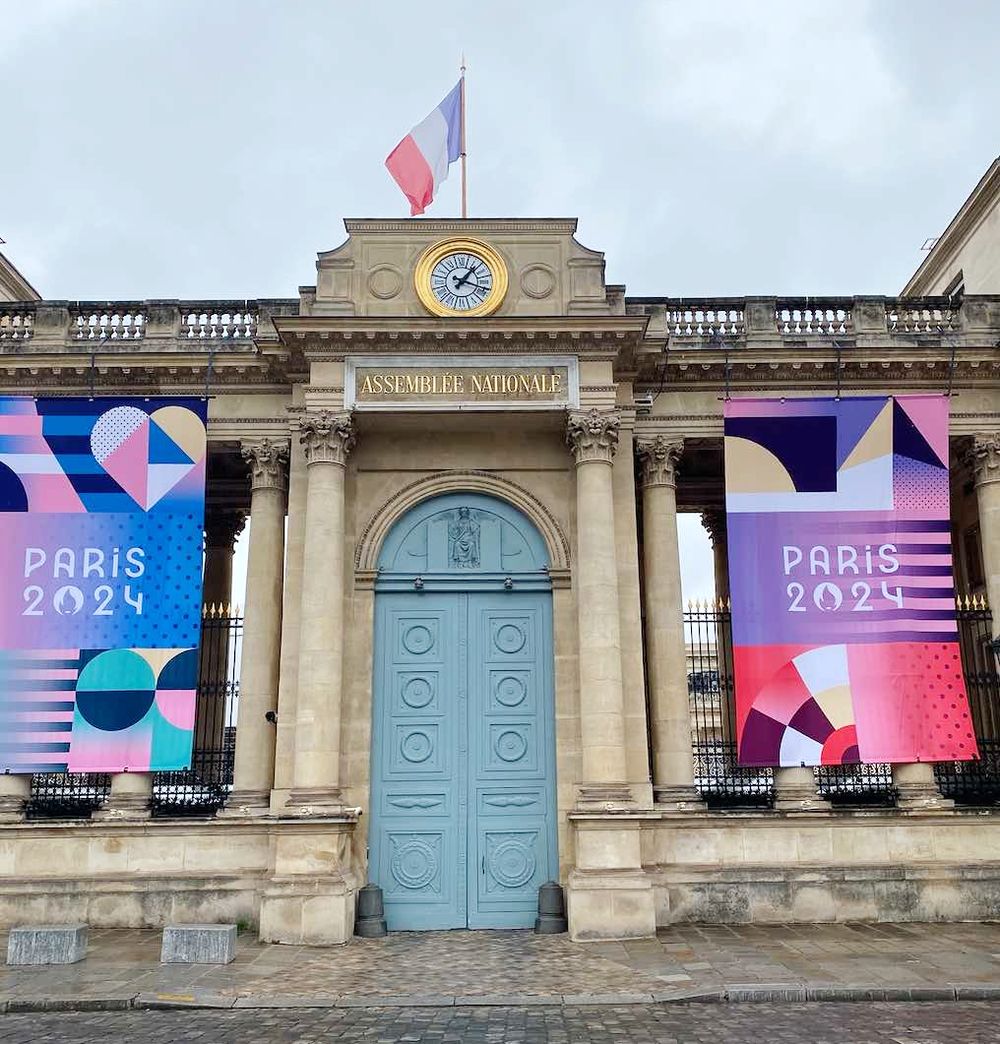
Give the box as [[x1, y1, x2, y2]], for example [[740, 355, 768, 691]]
[[370, 590, 558, 929]]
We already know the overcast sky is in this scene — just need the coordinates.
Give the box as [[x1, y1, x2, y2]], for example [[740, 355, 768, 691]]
[[3, 0, 998, 602]]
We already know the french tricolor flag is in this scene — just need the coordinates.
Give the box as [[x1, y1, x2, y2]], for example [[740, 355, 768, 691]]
[[385, 80, 463, 216]]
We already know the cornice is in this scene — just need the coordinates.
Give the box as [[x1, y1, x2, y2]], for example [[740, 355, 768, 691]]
[[273, 315, 647, 345], [903, 157, 1000, 294], [342, 218, 579, 235]]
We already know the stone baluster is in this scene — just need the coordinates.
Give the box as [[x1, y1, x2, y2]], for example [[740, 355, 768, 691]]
[[565, 409, 631, 805], [636, 436, 702, 809], [221, 439, 289, 815], [289, 411, 356, 814]]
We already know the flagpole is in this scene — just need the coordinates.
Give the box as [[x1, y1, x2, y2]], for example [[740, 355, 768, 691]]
[[460, 55, 467, 219]]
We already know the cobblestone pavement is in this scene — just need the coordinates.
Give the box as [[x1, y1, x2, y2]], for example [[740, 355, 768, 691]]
[[0, 1002, 998, 1042], [2, 922, 1000, 1006]]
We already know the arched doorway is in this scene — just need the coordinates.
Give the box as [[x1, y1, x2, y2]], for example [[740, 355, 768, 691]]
[[369, 491, 558, 930]]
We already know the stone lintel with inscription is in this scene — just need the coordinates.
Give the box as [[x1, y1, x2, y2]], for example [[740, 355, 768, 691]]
[[345, 355, 579, 410]]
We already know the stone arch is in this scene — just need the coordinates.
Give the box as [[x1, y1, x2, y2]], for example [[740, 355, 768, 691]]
[[355, 470, 571, 574]]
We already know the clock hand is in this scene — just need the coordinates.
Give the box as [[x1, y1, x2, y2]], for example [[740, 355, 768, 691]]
[[454, 268, 478, 290]]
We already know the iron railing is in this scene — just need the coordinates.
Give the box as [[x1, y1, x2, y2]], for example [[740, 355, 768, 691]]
[[685, 601, 999, 808], [687, 602, 774, 807], [936, 601, 1000, 805], [27, 608, 242, 819]]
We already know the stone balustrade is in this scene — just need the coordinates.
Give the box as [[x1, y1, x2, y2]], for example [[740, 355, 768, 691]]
[[627, 294, 998, 348], [0, 299, 299, 353]]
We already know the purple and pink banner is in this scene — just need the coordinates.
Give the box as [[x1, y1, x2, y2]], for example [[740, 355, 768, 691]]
[[0, 396, 207, 773], [724, 394, 977, 767]]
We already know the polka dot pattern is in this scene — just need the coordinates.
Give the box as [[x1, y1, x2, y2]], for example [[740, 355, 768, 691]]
[[90, 406, 148, 464]]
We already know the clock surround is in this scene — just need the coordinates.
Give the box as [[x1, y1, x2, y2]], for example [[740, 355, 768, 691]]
[[414, 237, 509, 317]]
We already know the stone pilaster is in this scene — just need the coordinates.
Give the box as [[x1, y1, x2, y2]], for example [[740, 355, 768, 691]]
[[565, 409, 630, 805], [613, 412, 653, 807], [288, 411, 356, 815], [637, 436, 703, 810], [271, 428, 309, 806], [220, 439, 289, 816], [968, 434, 1000, 627], [700, 509, 730, 602]]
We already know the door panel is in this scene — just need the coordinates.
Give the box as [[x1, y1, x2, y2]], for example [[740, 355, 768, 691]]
[[467, 595, 556, 928], [370, 594, 465, 930], [371, 590, 556, 930]]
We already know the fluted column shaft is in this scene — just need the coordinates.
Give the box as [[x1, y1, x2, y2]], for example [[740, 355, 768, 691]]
[[290, 411, 355, 814], [223, 439, 288, 814], [637, 437, 701, 808], [566, 410, 630, 804]]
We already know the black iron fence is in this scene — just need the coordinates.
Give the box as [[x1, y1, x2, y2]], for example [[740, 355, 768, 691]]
[[27, 608, 242, 819], [686, 601, 999, 808], [936, 600, 1000, 804]]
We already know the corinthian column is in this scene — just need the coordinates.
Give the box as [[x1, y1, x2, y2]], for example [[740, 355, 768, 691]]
[[289, 411, 356, 815], [221, 438, 288, 815], [566, 409, 631, 805], [637, 436, 702, 809], [969, 434, 1000, 626], [700, 509, 729, 602]]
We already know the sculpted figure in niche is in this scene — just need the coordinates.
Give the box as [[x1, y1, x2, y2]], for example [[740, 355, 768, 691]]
[[448, 507, 481, 568]]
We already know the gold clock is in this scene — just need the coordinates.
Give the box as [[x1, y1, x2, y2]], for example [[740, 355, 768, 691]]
[[414, 238, 508, 318]]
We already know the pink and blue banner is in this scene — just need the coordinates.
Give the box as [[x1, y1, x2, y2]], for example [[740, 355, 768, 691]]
[[725, 394, 977, 767], [0, 397, 207, 773]]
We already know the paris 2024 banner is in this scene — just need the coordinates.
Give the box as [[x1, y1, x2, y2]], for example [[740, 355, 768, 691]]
[[725, 394, 977, 767], [0, 397, 207, 773]]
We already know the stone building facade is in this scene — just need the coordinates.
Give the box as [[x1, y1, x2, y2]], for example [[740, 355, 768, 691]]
[[0, 214, 997, 944]]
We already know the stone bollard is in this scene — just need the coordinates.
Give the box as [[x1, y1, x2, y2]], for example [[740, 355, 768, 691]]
[[354, 883, 388, 938], [160, 924, 237, 964], [534, 881, 568, 934], [7, 924, 88, 965]]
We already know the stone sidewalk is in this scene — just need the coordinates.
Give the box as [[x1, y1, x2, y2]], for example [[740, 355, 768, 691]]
[[1, 922, 1000, 1011]]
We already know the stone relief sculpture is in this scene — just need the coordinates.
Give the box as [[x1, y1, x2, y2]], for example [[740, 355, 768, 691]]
[[448, 506, 481, 568]]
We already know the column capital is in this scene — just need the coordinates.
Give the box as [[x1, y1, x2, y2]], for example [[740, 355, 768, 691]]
[[967, 433, 1000, 488], [700, 508, 726, 547], [566, 409, 621, 465], [204, 509, 246, 550], [241, 437, 289, 493], [300, 410, 356, 467], [636, 435, 683, 489]]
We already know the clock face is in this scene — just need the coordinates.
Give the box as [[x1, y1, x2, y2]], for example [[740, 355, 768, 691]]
[[430, 251, 494, 312], [415, 238, 508, 317]]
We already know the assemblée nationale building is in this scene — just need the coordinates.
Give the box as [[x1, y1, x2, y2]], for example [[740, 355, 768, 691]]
[[0, 159, 998, 945]]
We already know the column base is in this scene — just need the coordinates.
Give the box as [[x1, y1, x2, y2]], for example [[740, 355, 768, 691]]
[[773, 766, 830, 813], [92, 794, 151, 822], [217, 790, 272, 818], [652, 784, 705, 812], [576, 782, 635, 810], [285, 787, 346, 817], [0, 796, 27, 823], [892, 763, 954, 813], [895, 783, 955, 812]]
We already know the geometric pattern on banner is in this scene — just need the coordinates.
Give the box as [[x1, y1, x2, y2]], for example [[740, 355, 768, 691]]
[[725, 394, 977, 767], [0, 396, 207, 773]]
